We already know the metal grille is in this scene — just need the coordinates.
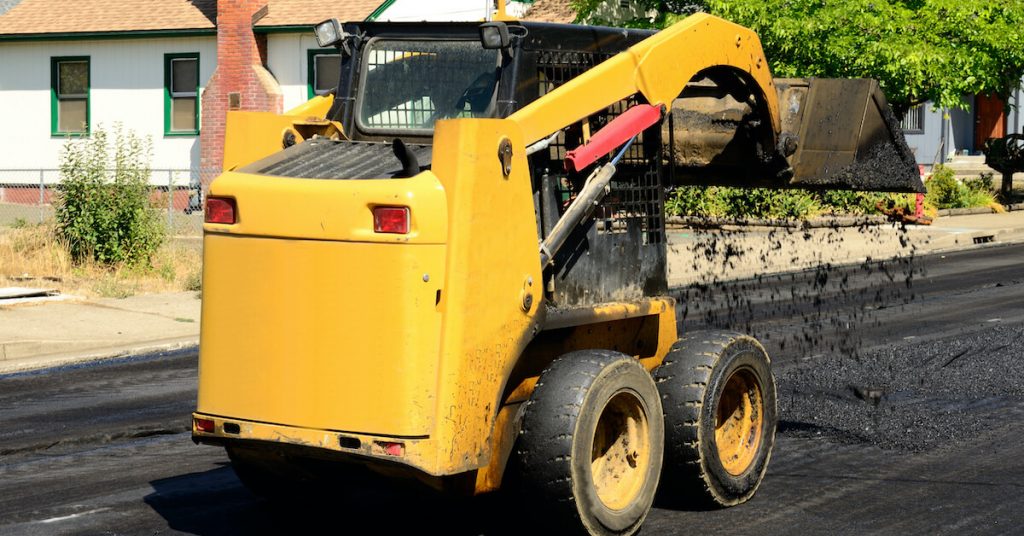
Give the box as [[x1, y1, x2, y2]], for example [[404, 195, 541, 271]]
[[255, 140, 432, 180], [534, 50, 664, 245], [359, 41, 500, 132], [363, 46, 436, 130]]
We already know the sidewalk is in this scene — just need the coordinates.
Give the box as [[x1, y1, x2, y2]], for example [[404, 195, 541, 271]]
[[2, 211, 1023, 374], [0, 292, 200, 374]]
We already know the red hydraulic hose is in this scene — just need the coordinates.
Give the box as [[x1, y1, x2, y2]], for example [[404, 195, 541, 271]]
[[564, 104, 663, 173]]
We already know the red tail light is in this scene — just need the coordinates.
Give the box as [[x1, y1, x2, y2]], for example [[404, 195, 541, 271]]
[[194, 417, 215, 433], [205, 197, 237, 224], [373, 206, 410, 234], [375, 441, 405, 456]]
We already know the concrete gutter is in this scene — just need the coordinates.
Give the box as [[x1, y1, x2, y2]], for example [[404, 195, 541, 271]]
[[0, 336, 197, 375]]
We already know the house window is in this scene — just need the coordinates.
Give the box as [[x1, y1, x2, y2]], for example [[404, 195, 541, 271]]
[[51, 57, 90, 135], [308, 49, 341, 99], [165, 53, 200, 135], [901, 104, 924, 134]]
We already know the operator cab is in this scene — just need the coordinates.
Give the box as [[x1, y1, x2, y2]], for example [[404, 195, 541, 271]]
[[243, 19, 667, 308]]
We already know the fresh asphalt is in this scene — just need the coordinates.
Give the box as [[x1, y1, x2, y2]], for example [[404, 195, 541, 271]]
[[1, 243, 1022, 535]]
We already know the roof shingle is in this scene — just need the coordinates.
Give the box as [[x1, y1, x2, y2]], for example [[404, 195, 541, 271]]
[[0, 0, 382, 37], [0, 0, 216, 35], [523, 0, 576, 24], [255, 0, 382, 28]]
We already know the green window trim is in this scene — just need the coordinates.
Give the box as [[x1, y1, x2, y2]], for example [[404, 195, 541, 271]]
[[364, 0, 535, 21], [50, 56, 90, 137], [307, 48, 340, 100], [366, 0, 397, 21], [164, 52, 200, 137]]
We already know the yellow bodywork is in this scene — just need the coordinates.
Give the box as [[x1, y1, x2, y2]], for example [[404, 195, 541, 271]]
[[195, 14, 777, 491], [507, 13, 778, 145], [221, 95, 344, 172]]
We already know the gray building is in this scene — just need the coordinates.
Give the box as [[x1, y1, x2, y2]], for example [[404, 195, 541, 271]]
[[903, 84, 1024, 168]]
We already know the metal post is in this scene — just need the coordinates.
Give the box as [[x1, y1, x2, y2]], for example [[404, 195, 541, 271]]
[[38, 169, 45, 224], [167, 170, 174, 231]]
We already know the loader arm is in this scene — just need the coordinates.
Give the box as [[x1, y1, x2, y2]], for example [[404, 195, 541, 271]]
[[508, 13, 780, 147]]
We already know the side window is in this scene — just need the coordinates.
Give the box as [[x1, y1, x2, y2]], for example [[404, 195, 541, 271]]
[[165, 53, 200, 135], [308, 49, 341, 99], [900, 103, 924, 134], [52, 57, 90, 135]]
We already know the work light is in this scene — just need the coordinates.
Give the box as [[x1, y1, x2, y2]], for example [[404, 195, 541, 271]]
[[314, 18, 344, 48], [479, 22, 511, 50]]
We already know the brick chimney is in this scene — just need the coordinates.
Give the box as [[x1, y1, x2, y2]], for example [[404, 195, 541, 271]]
[[200, 0, 283, 183]]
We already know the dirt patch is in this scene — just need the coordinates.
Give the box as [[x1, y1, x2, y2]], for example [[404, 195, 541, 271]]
[[0, 225, 201, 298]]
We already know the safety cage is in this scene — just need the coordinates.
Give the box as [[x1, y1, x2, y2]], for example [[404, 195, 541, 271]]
[[330, 21, 669, 307]]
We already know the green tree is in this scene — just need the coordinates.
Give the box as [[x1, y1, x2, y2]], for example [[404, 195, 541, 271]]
[[55, 125, 165, 266], [572, 0, 1024, 118]]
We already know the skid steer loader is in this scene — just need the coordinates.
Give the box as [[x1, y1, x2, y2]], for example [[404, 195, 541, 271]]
[[192, 12, 923, 535]]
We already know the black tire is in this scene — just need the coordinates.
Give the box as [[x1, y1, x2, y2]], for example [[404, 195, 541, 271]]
[[515, 350, 664, 536], [654, 331, 777, 508]]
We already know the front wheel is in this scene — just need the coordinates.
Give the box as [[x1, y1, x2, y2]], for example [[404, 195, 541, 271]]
[[515, 350, 664, 536], [654, 331, 777, 508]]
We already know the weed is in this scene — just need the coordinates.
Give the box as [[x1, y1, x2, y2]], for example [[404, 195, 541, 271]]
[[54, 125, 164, 266], [184, 270, 202, 292], [93, 274, 138, 299], [0, 223, 200, 298]]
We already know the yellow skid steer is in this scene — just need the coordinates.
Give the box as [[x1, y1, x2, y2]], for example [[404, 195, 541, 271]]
[[192, 13, 922, 535]]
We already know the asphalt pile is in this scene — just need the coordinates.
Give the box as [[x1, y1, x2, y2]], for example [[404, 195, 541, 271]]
[[778, 322, 1024, 451]]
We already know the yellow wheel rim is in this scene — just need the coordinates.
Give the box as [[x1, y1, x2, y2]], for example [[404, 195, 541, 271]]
[[591, 391, 651, 511], [715, 368, 764, 476]]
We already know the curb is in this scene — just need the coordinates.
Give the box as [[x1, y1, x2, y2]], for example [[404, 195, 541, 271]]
[[666, 215, 889, 229], [0, 336, 198, 375], [669, 205, 1023, 230], [936, 206, 1000, 217]]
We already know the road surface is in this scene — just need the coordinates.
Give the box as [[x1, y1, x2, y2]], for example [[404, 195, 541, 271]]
[[2, 243, 1022, 535]]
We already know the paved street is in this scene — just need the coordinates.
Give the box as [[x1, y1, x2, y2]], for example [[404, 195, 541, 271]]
[[1, 243, 1023, 535]]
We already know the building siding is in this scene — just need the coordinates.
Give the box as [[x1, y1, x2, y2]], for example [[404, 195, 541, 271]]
[[902, 85, 1024, 168], [903, 98, 974, 166], [0, 36, 216, 180], [266, 32, 321, 112]]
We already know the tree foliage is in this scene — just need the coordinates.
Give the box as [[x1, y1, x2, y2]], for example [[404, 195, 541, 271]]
[[572, 0, 1024, 116]]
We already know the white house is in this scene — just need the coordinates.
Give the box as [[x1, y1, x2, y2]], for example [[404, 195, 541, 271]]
[[0, 0, 536, 208]]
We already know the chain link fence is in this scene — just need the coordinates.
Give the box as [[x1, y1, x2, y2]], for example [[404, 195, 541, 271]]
[[0, 169, 205, 236]]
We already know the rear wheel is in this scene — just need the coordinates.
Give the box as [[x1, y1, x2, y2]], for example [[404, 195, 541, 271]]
[[516, 350, 664, 536], [654, 331, 777, 507]]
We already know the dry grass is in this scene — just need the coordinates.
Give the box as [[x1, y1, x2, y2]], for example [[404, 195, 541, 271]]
[[0, 222, 201, 298]]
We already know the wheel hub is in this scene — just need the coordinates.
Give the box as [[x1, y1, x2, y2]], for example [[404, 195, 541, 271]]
[[715, 368, 764, 476], [591, 391, 651, 511]]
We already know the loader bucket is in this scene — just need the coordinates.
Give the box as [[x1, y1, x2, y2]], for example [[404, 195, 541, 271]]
[[666, 77, 925, 193]]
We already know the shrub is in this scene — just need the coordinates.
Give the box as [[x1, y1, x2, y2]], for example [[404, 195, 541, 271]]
[[55, 125, 164, 265], [666, 186, 822, 219], [667, 168, 1003, 219], [664, 186, 723, 217], [925, 165, 1000, 210], [963, 172, 994, 193]]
